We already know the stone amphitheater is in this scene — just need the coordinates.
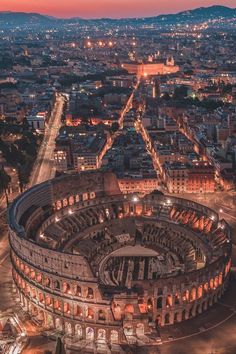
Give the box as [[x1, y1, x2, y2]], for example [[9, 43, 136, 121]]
[[8, 171, 231, 352]]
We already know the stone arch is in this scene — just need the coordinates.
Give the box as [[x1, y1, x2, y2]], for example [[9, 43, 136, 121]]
[[136, 323, 145, 336], [62, 282, 71, 294], [97, 329, 106, 341], [25, 284, 30, 295], [164, 313, 170, 325], [110, 330, 119, 343], [45, 295, 52, 306], [166, 295, 172, 307], [214, 276, 219, 289], [27, 302, 32, 314], [190, 287, 197, 302], [69, 196, 75, 206], [36, 273, 42, 283], [54, 299, 62, 311], [197, 285, 203, 299], [63, 198, 68, 207], [54, 279, 60, 290], [55, 318, 63, 331], [32, 306, 38, 317], [219, 272, 223, 285], [174, 293, 180, 305], [125, 304, 134, 314], [83, 193, 89, 201], [147, 298, 153, 311], [56, 200, 62, 210], [86, 327, 94, 341], [24, 266, 30, 275], [65, 322, 72, 335], [64, 302, 70, 314], [87, 287, 94, 299], [124, 323, 133, 336], [20, 262, 25, 271], [124, 304, 134, 320], [75, 324, 83, 338], [210, 278, 214, 289], [75, 305, 83, 317], [46, 313, 54, 329], [112, 303, 122, 321], [183, 290, 189, 302], [38, 292, 44, 303], [38, 309, 45, 323], [30, 269, 35, 280], [98, 309, 106, 321], [204, 282, 208, 295], [86, 307, 94, 319], [75, 285, 82, 296], [44, 277, 51, 288]]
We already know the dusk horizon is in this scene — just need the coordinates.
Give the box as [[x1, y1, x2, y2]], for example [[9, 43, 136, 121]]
[[0, 0, 235, 19]]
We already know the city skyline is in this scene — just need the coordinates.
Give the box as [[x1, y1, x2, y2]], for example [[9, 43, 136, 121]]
[[0, 2, 236, 353], [0, 0, 235, 18]]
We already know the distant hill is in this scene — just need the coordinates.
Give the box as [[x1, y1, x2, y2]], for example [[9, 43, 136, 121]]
[[0, 11, 58, 28], [145, 5, 236, 24], [144, 5, 236, 22], [0, 6, 235, 29]]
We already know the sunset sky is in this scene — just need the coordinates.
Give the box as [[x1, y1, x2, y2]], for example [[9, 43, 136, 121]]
[[0, 0, 235, 19]]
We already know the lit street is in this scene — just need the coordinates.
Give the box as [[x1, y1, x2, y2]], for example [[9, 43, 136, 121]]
[[0, 94, 65, 354], [0, 3, 236, 354], [29, 94, 65, 186]]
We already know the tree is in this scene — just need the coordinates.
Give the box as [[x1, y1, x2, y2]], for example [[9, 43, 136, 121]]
[[17, 162, 32, 192], [173, 85, 188, 100], [162, 93, 171, 101], [184, 69, 194, 76], [111, 122, 119, 133], [0, 166, 11, 205]]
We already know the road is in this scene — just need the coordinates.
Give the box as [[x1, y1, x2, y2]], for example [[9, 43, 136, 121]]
[[0, 94, 65, 353], [1, 83, 236, 353], [97, 80, 140, 167], [119, 80, 140, 128], [29, 94, 65, 186]]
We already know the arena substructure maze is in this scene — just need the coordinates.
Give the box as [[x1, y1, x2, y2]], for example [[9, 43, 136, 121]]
[[8, 172, 232, 348]]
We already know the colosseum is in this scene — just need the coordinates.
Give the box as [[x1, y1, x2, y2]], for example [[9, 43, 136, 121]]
[[8, 171, 231, 352]]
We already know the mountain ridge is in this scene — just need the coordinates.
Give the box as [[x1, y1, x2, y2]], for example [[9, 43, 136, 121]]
[[0, 5, 235, 28]]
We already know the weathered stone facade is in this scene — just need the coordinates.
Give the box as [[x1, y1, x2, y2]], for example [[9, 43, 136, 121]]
[[8, 171, 231, 349]]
